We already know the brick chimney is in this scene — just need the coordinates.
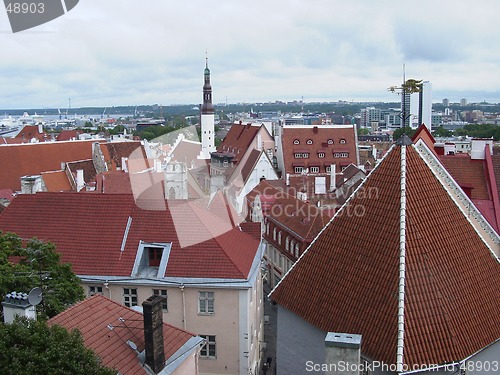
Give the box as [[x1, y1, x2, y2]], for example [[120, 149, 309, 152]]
[[142, 295, 165, 374]]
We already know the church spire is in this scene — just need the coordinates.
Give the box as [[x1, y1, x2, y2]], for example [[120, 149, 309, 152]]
[[198, 55, 216, 159], [202, 54, 214, 115]]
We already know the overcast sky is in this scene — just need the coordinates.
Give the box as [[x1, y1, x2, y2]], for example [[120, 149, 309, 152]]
[[1, 0, 499, 109]]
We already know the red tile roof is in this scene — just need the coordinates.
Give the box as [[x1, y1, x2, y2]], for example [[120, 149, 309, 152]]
[[281, 125, 358, 175], [0, 189, 15, 202], [217, 123, 261, 164], [0, 193, 259, 279], [66, 159, 97, 189], [0, 140, 101, 191], [56, 129, 83, 141], [271, 143, 500, 367], [14, 125, 50, 142], [41, 170, 72, 192], [48, 295, 197, 375], [101, 141, 146, 170]]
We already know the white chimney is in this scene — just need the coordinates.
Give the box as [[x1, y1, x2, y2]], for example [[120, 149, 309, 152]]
[[122, 157, 129, 173], [2, 291, 37, 324], [330, 164, 336, 191], [325, 332, 362, 375], [76, 169, 85, 191], [38, 124, 43, 134]]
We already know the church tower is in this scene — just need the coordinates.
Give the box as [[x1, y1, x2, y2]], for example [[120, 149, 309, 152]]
[[199, 56, 216, 159]]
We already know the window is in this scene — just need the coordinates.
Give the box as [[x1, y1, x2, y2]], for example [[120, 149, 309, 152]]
[[340, 139, 346, 144], [326, 166, 331, 173], [294, 243, 300, 257], [278, 231, 282, 245], [334, 152, 349, 158], [148, 247, 162, 267], [152, 289, 168, 311], [293, 139, 300, 144], [199, 291, 214, 314], [273, 227, 277, 240], [123, 288, 138, 307], [306, 139, 313, 144], [310, 166, 319, 173], [294, 166, 303, 173], [200, 335, 216, 358], [318, 152, 325, 158], [302, 153, 309, 158], [89, 286, 103, 296], [285, 237, 290, 251], [294, 153, 302, 158], [327, 139, 333, 145]]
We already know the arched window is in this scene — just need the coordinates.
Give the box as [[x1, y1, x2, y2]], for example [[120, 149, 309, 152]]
[[340, 138, 346, 144], [327, 139, 333, 145], [306, 139, 313, 145], [293, 139, 300, 145], [273, 227, 277, 241]]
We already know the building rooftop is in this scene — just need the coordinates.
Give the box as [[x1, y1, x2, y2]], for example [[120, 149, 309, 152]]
[[48, 294, 199, 375], [270, 142, 500, 367]]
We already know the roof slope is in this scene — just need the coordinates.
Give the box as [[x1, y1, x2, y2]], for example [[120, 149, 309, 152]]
[[49, 295, 196, 375], [217, 123, 261, 162], [271, 143, 500, 367], [0, 193, 259, 279], [0, 140, 99, 191]]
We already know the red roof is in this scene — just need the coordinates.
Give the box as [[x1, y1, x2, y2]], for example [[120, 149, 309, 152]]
[[48, 295, 197, 375], [217, 123, 261, 163], [0, 193, 259, 279], [0, 140, 100, 191], [41, 170, 72, 192], [14, 125, 50, 142], [282, 125, 358, 175], [271, 143, 500, 367], [56, 129, 83, 141]]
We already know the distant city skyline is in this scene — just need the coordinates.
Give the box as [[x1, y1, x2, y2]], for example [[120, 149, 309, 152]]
[[1, 0, 499, 109]]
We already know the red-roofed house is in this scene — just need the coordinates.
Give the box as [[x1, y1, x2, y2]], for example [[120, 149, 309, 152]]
[[269, 137, 500, 374], [275, 124, 359, 202], [412, 124, 500, 235], [0, 192, 264, 375], [246, 180, 329, 287], [49, 294, 203, 375], [0, 140, 101, 191], [13, 125, 51, 143]]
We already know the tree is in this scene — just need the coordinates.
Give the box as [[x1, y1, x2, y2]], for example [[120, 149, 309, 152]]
[[0, 232, 85, 319], [392, 126, 416, 142], [432, 126, 453, 138], [0, 317, 115, 375]]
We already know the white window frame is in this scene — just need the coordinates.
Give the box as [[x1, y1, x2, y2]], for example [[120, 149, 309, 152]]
[[89, 286, 103, 296], [294, 166, 303, 173], [152, 288, 168, 311], [310, 166, 319, 173], [318, 152, 325, 158], [123, 288, 138, 307], [200, 335, 217, 359], [199, 291, 215, 314]]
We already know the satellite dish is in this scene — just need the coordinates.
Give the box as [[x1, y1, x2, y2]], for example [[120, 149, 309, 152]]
[[28, 287, 43, 306]]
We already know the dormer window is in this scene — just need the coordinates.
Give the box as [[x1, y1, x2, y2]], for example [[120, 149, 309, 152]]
[[149, 247, 162, 267], [306, 139, 313, 145], [327, 139, 333, 145], [132, 241, 172, 278], [293, 139, 300, 145]]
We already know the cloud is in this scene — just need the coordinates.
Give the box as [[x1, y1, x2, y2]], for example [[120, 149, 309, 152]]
[[0, 0, 499, 108]]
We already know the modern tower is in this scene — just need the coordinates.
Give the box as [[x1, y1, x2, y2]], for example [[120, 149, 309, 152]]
[[199, 56, 216, 160]]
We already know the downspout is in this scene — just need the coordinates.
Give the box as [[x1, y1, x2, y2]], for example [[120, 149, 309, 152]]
[[180, 284, 186, 330], [396, 142, 408, 372]]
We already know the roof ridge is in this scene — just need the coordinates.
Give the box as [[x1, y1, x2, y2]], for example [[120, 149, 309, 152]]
[[396, 143, 408, 371]]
